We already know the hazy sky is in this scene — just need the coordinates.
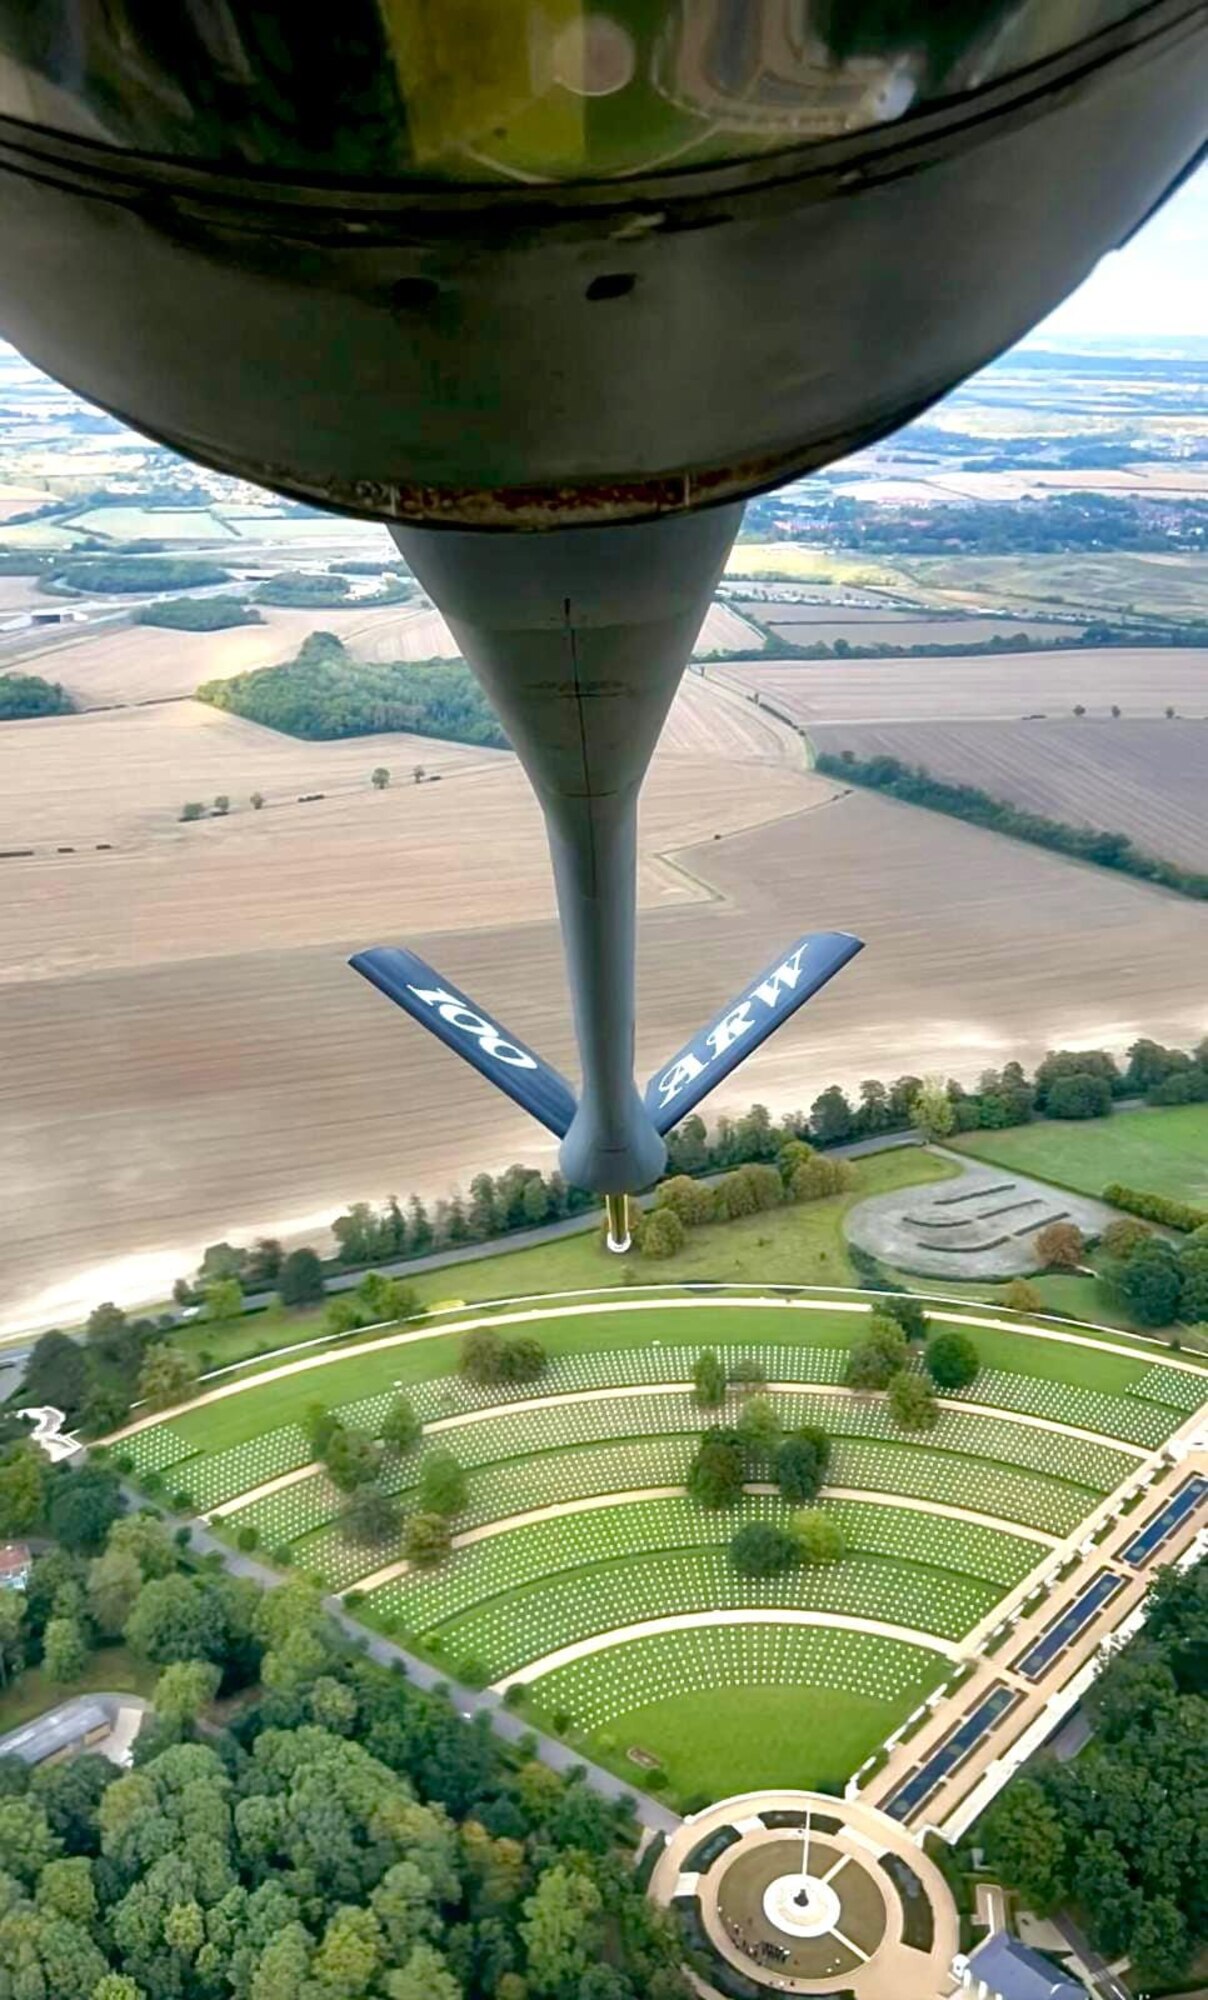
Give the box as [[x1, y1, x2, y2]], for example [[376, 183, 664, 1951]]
[[1039, 158, 1208, 337]]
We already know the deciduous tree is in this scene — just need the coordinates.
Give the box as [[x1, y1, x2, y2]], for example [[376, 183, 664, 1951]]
[[686, 1431, 744, 1509], [691, 1351, 725, 1409], [924, 1330, 979, 1390], [404, 1513, 452, 1568], [844, 1315, 907, 1390], [1034, 1220, 1084, 1271], [887, 1370, 939, 1431], [419, 1450, 467, 1518], [793, 1510, 845, 1565]]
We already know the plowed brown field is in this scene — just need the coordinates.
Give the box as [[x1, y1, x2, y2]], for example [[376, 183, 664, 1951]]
[[810, 718, 1208, 873], [720, 649, 1208, 723], [2, 636, 1206, 1332]]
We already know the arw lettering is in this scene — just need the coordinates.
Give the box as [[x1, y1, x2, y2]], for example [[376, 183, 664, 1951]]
[[655, 942, 817, 1109]]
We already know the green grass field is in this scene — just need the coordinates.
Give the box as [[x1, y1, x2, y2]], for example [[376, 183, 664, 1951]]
[[951, 1105, 1208, 1206], [522, 1624, 946, 1801]]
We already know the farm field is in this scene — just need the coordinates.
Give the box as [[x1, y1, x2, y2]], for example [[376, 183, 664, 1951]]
[[719, 648, 1208, 724], [897, 552, 1208, 622], [106, 1289, 1208, 1806], [0, 687, 826, 976], [4, 587, 756, 710], [809, 718, 1208, 872], [8, 602, 460, 707], [722, 544, 914, 591], [4, 738, 1207, 1330], [731, 604, 1074, 648], [951, 1105, 1208, 1206]]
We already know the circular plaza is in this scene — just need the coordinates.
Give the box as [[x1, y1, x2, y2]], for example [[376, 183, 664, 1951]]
[[651, 1790, 959, 1998]]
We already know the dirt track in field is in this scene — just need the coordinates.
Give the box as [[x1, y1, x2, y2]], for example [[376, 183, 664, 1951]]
[[810, 717, 1208, 873]]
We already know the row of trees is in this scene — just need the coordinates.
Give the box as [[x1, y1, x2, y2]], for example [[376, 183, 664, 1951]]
[[0, 1509, 687, 1999], [154, 1034, 1205, 1334], [982, 1561, 1207, 1989], [816, 750, 1208, 902], [199, 632, 506, 746], [636, 1148, 855, 1258]]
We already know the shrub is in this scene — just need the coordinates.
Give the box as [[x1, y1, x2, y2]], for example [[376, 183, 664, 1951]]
[[691, 1350, 726, 1408], [924, 1330, 979, 1390], [776, 1427, 830, 1504], [1101, 1218, 1155, 1259], [729, 1356, 768, 1393], [1105, 1182, 1208, 1233], [879, 1295, 928, 1342], [641, 1208, 685, 1259], [653, 1176, 717, 1227], [1001, 1278, 1042, 1313], [404, 1512, 452, 1567], [790, 1153, 854, 1202], [794, 1509, 846, 1565], [171, 1492, 196, 1515], [271, 1545, 294, 1567], [845, 1314, 908, 1389], [888, 1370, 939, 1431], [1034, 1220, 1085, 1270], [730, 1522, 799, 1576], [686, 1430, 745, 1508], [503, 1682, 527, 1709], [236, 1525, 259, 1551], [113, 1453, 134, 1475], [339, 1484, 400, 1546]]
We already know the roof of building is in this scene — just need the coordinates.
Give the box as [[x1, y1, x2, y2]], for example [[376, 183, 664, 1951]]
[[0, 1544, 31, 1577], [967, 1933, 1087, 2000], [0, 1700, 110, 1766]]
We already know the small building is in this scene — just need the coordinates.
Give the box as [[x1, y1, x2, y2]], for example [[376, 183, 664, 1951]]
[[956, 1933, 1088, 2000], [0, 1544, 31, 1592], [0, 1701, 110, 1768]]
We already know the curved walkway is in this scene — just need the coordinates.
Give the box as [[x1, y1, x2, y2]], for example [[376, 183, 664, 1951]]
[[101, 1291, 1208, 1447], [344, 1482, 1060, 1597], [421, 1377, 1150, 1456], [488, 1610, 962, 1693]]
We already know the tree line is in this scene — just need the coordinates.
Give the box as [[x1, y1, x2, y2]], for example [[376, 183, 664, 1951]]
[[199, 632, 506, 747], [746, 618, 1208, 661], [982, 1560, 1207, 1989], [48, 556, 233, 594], [0, 1487, 688, 1999], [0, 672, 74, 719], [250, 571, 409, 610], [138, 596, 263, 631], [164, 1035, 1206, 1307], [816, 749, 1208, 902]]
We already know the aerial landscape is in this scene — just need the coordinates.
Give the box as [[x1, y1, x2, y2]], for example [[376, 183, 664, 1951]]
[[0, 16, 1205, 2000]]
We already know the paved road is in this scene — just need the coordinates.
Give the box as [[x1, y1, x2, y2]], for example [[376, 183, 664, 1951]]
[[1054, 1913, 1134, 2000], [172, 1501, 680, 1835]]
